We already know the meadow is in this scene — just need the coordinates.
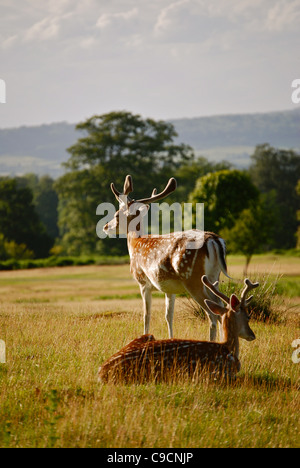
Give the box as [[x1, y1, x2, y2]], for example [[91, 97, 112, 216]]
[[0, 254, 299, 448]]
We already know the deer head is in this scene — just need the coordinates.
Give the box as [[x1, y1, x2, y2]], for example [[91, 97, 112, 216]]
[[202, 276, 258, 342], [103, 175, 177, 237]]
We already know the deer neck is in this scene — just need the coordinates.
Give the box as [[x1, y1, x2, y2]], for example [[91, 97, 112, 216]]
[[126, 220, 145, 257], [222, 313, 240, 360]]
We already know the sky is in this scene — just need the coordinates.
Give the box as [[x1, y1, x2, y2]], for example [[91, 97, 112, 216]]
[[0, 0, 300, 128]]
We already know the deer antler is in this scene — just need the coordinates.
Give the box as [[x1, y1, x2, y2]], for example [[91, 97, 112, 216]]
[[111, 176, 175, 205], [240, 278, 259, 306], [111, 175, 133, 203], [110, 182, 122, 200], [135, 178, 177, 204], [123, 175, 133, 196], [201, 275, 230, 305]]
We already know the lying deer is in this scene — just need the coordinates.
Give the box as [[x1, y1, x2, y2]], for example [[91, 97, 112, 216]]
[[98, 276, 258, 383], [104, 174, 231, 341]]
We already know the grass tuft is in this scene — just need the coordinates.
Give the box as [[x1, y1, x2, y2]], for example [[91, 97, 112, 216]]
[[183, 272, 288, 324]]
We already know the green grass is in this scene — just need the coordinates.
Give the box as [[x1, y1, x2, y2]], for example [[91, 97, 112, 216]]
[[0, 249, 299, 272], [0, 257, 299, 448], [276, 276, 300, 297], [0, 255, 130, 271]]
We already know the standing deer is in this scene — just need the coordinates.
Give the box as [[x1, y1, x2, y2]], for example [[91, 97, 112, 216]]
[[103, 174, 230, 340], [98, 276, 258, 383]]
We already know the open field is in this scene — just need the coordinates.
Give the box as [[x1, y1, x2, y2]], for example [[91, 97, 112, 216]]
[[0, 254, 299, 448]]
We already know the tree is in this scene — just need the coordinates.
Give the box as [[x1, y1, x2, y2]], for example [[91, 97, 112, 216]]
[[0, 178, 53, 258], [250, 144, 300, 249], [188, 170, 259, 233], [221, 194, 277, 274], [297, 180, 300, 248], [17, 174, 59, 240], [55, 111, 194, 255], [172, 157, 232, 203]]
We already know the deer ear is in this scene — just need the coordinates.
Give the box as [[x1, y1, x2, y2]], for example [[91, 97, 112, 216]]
[[230, 294, 240, 311], [204, 299, 227, 317], [137, 204, 149, 217]]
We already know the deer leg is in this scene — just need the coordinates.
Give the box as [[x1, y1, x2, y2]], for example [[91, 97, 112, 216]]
[[184, 286, 221, 341], [165, 293, 176, 338], [205, 309, 219, 341], [140, 284, 152, 334]]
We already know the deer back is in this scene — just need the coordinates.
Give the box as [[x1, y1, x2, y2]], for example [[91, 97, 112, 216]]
[[98, 334, 240, 383]]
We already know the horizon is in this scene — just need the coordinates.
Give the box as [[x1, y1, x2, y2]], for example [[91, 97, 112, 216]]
[[0, 105, 299, 131]]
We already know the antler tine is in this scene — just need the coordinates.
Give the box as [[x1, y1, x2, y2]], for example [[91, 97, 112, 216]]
[[201, 275, 230, 305], [123, 175, 133, 196], [111, 182, 122, 200], [111, 175, 133, 203], [240, 278, 259, 305], [135, 178, 177, 204]]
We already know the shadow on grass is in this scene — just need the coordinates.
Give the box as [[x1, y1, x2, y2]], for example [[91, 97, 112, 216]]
[[236, 371, 299, 391]]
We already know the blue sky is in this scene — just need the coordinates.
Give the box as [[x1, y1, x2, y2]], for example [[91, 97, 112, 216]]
[[0, 0, 300, 128]]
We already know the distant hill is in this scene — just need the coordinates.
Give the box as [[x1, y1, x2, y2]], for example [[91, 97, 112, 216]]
[[0, 108, 299, 177], [0, 122, 78, 178]]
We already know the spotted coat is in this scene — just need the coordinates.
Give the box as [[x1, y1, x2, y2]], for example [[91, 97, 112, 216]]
[[98, 334, 240, 383]]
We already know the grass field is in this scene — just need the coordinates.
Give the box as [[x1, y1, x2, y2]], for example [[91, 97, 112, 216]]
[[0, 254, 299, 448]]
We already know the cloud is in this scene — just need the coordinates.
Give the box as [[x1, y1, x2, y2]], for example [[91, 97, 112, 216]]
[[24, 16, 61, 41], [96, 8, 138, 30], [1, 35, 18, 50], [153, 0, 241, 45], [154, 0, 193, 38], [265, 0, 300, 31], [153, 0, 300, 44]]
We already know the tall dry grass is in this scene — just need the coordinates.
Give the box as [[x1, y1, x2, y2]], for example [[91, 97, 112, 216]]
[[0, 263, 299, 448]]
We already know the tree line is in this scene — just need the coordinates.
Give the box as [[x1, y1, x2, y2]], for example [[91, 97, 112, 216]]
[[0, 111, 299, 269]]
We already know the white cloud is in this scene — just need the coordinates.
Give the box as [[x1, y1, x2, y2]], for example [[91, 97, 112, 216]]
[[79, 36, 97, 49], [1, 35, 18, 50], [96, 7, 138, 29], [265, 0, 300, 32], [153, 0, 300, 43], [24, 16, 61, 41], [0, 0, 299, 128], [154, 0, 192, 37]]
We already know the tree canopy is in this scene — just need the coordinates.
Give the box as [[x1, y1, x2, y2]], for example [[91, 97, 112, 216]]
[[250, 144, 300, 249], [297, 180, 300, 248], [221, 194, 277, 274], [55, 111, 194, 255], [17, 174, 59, 240], [0, 178, 53, 258], [189, 170, 259, 233]]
